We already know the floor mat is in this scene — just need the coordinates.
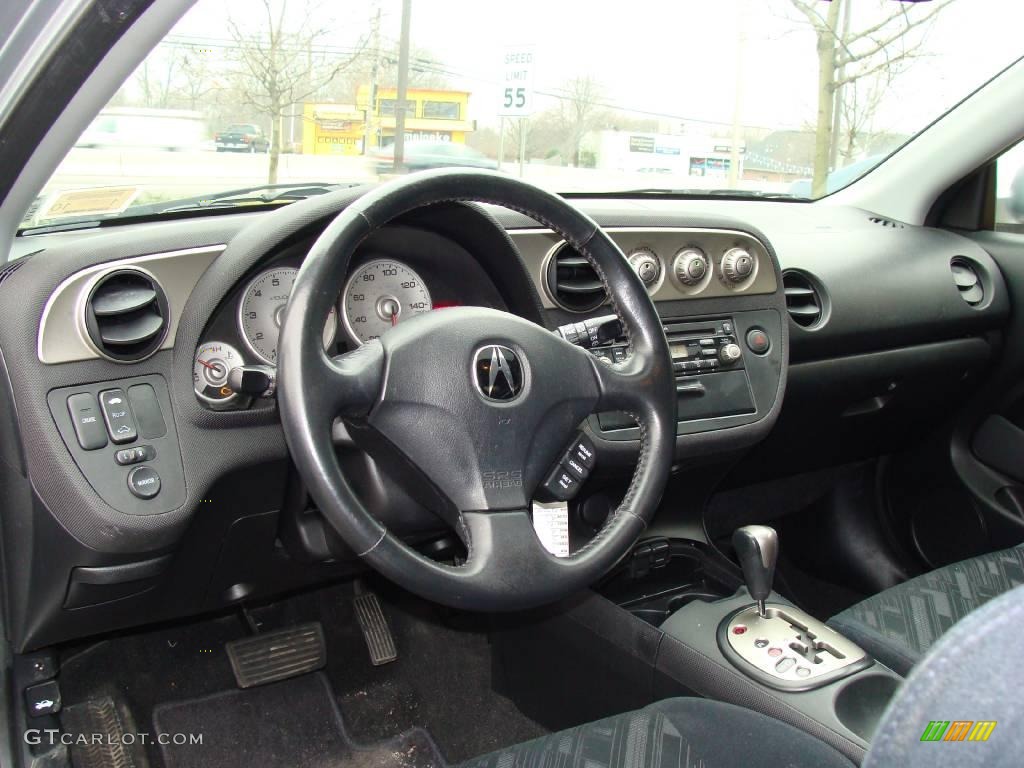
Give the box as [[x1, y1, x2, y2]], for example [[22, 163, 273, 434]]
[[152, 672, 443, 768]]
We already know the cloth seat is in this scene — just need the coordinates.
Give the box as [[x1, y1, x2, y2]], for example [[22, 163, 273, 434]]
[[459, 584, 1024, 768], [827, 543, 1024, 675], [458, 697, 854, 768]]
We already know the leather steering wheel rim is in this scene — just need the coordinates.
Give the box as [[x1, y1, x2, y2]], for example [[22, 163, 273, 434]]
[[278, 169, 675, 611]]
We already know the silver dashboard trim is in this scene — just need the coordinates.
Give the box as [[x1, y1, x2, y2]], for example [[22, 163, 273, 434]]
[[37, 244, 226, 364], [509, 226, 777, 311]]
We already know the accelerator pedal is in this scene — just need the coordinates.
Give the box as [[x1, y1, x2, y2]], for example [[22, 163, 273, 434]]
[[354, 592, 398, 666], [226, 621, 326, 688]]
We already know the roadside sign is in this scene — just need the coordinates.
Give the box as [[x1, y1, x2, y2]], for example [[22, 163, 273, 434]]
[[498, 46, 535, 117]]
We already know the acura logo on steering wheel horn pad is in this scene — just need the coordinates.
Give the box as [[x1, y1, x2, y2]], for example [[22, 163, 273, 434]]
[[474, 345, 523, 401]]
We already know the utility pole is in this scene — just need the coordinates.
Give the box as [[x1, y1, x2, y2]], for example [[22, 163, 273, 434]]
[[728, 0, 747, 188], [363, 5, 381, 155], [829, 0, 853, 171], [393, 0, 412, 173]]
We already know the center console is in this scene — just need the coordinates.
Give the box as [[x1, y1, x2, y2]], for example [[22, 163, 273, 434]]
[[496, 526, 903, 765]]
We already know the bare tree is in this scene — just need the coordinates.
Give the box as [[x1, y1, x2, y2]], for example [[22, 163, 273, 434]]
[[836, 71, 889, 163], [227, 0, 366, 183], [135, 49, 181, 109], [789, 0, 955, 195], [556, 76, 605, 167], [176, 52, 222, 111]]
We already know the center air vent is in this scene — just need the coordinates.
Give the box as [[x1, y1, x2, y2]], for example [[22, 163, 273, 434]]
[[84, 269, 169, 362], [950, 257, 984, 307], [868, 215, 905, 229], [782, 270, 825, 329], [545, 243, 607, 313]]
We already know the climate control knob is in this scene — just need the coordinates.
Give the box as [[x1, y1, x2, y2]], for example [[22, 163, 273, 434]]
[[719, 343, 742, 365], [721, 248, 756, 283], [673, 248, 710, 286], [627, 248, 661, 289]]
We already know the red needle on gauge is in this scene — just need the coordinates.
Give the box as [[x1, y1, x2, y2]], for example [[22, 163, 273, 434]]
[[196, 358, 217, 371]]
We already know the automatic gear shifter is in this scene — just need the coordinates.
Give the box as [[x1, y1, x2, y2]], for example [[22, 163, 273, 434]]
[[732, 525, 778, 617], [721, 525, 870, 689]]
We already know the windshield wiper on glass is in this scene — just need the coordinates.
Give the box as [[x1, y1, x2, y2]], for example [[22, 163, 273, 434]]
[[126, 182, 357, 215], [19, 182, 363, 235], [589, 188, 803, 200]]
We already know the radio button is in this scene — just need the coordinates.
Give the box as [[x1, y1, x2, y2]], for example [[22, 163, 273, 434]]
[[719, 343, 743, 365]]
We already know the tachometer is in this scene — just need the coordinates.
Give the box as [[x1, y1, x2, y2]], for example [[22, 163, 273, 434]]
[[342, 259, 432, 344], [239, 267, 337, 364]]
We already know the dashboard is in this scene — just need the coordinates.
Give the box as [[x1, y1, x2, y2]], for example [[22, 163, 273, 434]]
[[0, 190, 1011, 651], [190, 225, 508, 410]]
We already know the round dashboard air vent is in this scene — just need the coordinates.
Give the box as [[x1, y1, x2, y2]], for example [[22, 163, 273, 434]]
[[950, 257, 984, 307], [545, 243, 606, 313], [84, 268, 170, 362], [782, 270, 826, 329]]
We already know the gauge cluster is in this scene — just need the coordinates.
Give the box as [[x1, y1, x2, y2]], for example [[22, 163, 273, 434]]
[[192, 226, 507, 410], [342, 259, 432, 344]]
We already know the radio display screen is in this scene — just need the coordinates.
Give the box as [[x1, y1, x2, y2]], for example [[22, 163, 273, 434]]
[[669, 343, 690, 358]]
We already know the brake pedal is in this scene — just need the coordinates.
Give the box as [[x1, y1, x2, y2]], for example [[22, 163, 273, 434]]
[[353, 592, 398, 665], [226, 621, 326, 688]]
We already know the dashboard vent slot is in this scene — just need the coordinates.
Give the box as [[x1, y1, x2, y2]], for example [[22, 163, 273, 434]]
[[868, 215, 905, 229], [782, 270, 824, 328], [950, 258, 984, 307], [0, 257, 28, 287], [85, 269, 169, 361], [545, 243, 606, 313]]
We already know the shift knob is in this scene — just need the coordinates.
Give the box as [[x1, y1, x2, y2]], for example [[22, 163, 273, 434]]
[[733, 525, 778, 616]]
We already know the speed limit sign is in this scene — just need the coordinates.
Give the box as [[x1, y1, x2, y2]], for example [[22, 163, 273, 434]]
[[498, 46, 535, 117]]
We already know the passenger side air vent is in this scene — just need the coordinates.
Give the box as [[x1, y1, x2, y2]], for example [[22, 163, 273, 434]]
[[868, 215, 905, 229], [950, 257, 984, 307], [782, 270, 825, 329], [545, 243, 606, 313], [84, 269, 169, 362]]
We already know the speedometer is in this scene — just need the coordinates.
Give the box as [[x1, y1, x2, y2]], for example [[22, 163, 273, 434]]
[[239, 267, 337, 364], [342, 260, 432, 344]]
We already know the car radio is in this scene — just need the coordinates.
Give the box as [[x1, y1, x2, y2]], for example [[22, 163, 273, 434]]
[[557, 315, 758, 429], [556, 315, 744, 375]]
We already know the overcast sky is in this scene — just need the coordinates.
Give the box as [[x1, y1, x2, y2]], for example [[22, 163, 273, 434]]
[[171, 0, 1022, 137]]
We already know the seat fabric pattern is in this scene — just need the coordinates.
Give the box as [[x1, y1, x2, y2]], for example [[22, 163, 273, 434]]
[[457, 698, 854, 768], [828, 543, 1024, 675]]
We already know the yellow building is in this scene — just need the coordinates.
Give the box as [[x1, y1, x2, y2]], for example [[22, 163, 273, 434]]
[[301, 103, 365, 156], [302, 87, 474, 156]]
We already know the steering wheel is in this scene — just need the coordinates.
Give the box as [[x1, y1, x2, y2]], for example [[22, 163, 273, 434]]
[[277, 169, 675, 611]]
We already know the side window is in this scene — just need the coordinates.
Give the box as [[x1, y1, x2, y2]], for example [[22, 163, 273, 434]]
[[996, 140, 1024, 233]]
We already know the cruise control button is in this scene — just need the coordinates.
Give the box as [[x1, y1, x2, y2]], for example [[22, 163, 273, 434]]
[[127, 466, 161, 499], [99, 389, 137, 444], [568, 434, 596, 471], [542, 465, 579, 501], [564, 454, 588, 481], [66, 393, 107, 450]]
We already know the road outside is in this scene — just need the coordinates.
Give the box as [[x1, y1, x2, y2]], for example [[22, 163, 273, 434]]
[[44, 147, 794, 204]]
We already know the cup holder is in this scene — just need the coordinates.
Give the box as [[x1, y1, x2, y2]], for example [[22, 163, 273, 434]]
[[833, 673, 901, 741]]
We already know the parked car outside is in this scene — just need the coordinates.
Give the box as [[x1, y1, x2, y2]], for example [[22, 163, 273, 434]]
[[214, 123, 270, 153]]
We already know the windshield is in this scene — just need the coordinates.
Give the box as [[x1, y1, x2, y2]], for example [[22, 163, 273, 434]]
[[24, 0, 1023, 229]]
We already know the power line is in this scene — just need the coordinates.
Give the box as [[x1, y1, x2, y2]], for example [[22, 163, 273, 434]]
[[156, 34, 800, 133]]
